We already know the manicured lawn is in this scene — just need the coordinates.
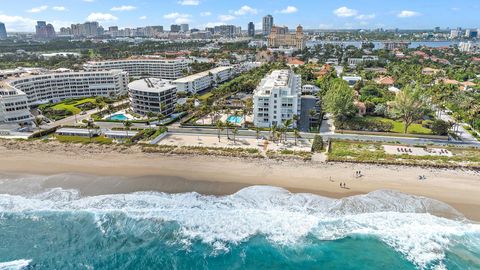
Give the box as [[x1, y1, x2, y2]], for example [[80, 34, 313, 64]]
[[199, 92, 213, 101], [55, 135, 113, 144], [51, 98, 97, 115], [364, 116, 433, 135]]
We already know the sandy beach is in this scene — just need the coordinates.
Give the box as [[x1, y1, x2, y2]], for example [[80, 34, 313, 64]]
[[1, 139, 479, 221]]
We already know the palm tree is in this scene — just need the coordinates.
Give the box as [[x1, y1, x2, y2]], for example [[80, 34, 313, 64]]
[[270, 124, 277, 142], [216, 120, 224, 142], [225, 121, 233, 140], [107, 104, 115, 117], [123, 120, 132, 138], [255, 127, 261, 140], [293, 129, 301, 146], [283, 119, 293, 143], [157, 113, 165, 125], [232, 127, 238, 144], [33, 116, 43, 130], [200, 104, 209, 125], [85, 120, 95, 141]]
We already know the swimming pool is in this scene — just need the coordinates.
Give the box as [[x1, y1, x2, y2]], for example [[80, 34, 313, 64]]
[[108, 114, 129, 121], [227, 115, 243, 124]]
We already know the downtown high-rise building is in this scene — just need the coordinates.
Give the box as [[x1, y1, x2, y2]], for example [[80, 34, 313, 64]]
[[180, 24, 189, 32], [248, 22, 255, 37], [262, 15, 274, 36], [35, 21, 56, 40], [0, 22, 7, 39], [71, 22, 102, 37], [170, 24, 181, 32]]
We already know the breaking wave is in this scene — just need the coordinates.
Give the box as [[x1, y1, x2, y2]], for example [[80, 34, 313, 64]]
[[0, 186, 479, 269]]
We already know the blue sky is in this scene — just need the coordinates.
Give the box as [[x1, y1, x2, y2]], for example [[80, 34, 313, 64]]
[[0, 0, 479, 32]]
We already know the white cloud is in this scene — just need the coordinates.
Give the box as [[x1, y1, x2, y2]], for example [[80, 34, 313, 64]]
[[0, 14, 36, 32], [203, 22, 225, 28], [279, 6, 298, 14], [163, 13, 192, 24], [233, 5, 257, 16], [86, 13, 118, 22], [356, 14, 375, 20], [139, 16, 147, 20], [111, 5, 136, 11], [52, 6, 67, 11], [397, 10, 421, 18], [218, 14, 235, 22], [83, 0, 95, 2], [178, 0, 200, 6], [333, 6, 358, 17], [200, 11, 211, 17], [27, 5, 48, 13]]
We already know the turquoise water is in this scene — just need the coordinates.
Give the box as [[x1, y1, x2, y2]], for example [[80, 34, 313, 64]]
[[0, 184, 479, 270], [108, 113, 129, 121], [227, 115, 243, 124]]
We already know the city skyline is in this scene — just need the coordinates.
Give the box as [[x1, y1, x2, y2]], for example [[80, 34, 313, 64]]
[[0, 0, 480, 32]]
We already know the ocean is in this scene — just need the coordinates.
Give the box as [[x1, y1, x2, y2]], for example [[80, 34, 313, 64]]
[[0, 175, 479, 270]]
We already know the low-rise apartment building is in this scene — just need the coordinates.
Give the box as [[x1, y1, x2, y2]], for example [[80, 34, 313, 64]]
[[253, 69, 301, 128], [0, 85, 31, 124], [129, 78, 177, 116], [173, 66, 232, 94], [84, 58, 191, 80], [8, 70, 129, 106]]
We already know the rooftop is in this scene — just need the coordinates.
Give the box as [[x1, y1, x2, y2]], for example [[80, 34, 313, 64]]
[[128, 78, 176, 93], [173, 66, 231, 83]]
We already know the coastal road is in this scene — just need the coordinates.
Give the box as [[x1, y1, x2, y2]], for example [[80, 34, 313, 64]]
[[437, 109, 478, 143], [167, 126, 480, 148]]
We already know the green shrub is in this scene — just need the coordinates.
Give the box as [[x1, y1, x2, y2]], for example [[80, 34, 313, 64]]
[[312, 135, 324, 153]]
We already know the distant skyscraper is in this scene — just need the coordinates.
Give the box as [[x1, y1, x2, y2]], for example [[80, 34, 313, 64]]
[[248, 22, 255, 37], [0, 22, 7, 39], [180, 24, 189, 32], [262, 15, 273, 36], [35, 21, 56, 40], [170, 24, 181, 32]]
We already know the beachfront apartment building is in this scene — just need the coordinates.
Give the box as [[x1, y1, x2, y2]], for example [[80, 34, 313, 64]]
[[7, 70, 129, 106], [0, 84, 31, 124], [173, 66, 233, 94], [129, 78, 177, 116], [253, 69, 301, 128], [83, 58, 191, 80]]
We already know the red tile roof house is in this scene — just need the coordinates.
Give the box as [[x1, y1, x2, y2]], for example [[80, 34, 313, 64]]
[[374, 76, 395, 86], [287, 57, 305, 67]]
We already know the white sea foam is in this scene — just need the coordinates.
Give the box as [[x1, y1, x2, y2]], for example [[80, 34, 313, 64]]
[[0, 259, 31, 270], [0, 186, 478, 269]]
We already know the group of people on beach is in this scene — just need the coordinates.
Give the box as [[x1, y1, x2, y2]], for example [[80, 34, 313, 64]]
[[340, 182, 347, 188], [355, 171, 363, 178]]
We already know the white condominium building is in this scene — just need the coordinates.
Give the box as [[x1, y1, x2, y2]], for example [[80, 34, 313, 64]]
[[0, 84, 31, 123], [84, 58, 191, 80], [253, 70, 301, 128], [173, 66, 232, 94], [8, 70, 129, 105], [129, 78, 177, 116]]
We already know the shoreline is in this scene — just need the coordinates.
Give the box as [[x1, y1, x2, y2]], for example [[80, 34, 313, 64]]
[[1, 141, 480, 221]]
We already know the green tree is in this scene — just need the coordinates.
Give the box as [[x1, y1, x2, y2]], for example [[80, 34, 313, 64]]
[[216, 120, 224, 142], [123, 120, 133, 138], [324, 79, 357, 121], [391, 85, 427, 134], [33, 116, 43, 130], [430, 119, 451, 136]]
